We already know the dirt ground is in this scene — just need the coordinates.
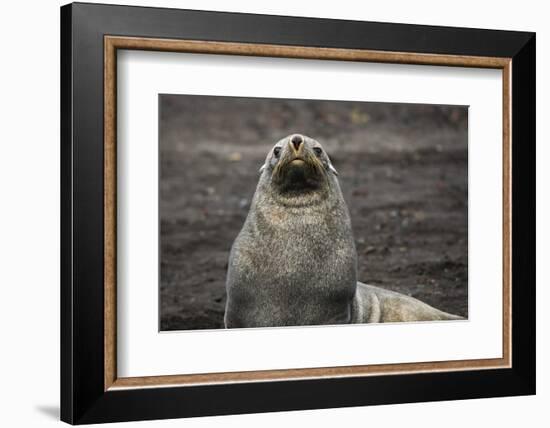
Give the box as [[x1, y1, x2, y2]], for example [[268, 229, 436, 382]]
[[159, 95, 468, 331]]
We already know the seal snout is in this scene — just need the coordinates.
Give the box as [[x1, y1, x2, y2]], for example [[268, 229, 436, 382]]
[[290, 134, 304, 153]]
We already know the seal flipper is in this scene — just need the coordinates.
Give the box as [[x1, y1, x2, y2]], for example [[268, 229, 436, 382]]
[[351, 282, 381, 323], [352, 282, 463, 323]]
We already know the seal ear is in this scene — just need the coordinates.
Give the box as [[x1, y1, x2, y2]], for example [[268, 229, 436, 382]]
[[329, 163, 338, 176], [259, 163, 266, 174]]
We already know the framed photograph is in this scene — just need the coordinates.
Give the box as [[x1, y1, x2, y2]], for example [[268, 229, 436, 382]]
[[60, 2, 535, 424]]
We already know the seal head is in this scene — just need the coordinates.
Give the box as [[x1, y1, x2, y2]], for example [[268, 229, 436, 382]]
[[267, 134, 335, 190]]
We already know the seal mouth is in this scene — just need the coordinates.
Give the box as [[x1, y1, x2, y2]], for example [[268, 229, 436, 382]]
[[272, 153, 326, 194]]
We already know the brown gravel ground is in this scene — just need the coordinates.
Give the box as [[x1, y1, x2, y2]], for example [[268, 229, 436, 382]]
[[159, 95, 468, 331]]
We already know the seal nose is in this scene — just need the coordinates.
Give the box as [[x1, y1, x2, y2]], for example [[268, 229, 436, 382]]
[[290, 134, 303, 151]]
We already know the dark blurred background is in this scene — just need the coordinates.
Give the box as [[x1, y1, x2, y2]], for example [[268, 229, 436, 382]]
[[159, 94, 468, 331]]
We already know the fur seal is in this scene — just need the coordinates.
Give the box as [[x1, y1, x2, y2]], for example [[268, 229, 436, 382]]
[[224, 134, 462, 328]]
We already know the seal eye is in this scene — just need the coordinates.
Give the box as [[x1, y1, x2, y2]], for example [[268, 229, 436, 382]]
[[273, 147, 281, 158], [313, 147, 323, 157]]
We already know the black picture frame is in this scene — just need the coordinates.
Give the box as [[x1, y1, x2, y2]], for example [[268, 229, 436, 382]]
[[61, 2, 535, 424]]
